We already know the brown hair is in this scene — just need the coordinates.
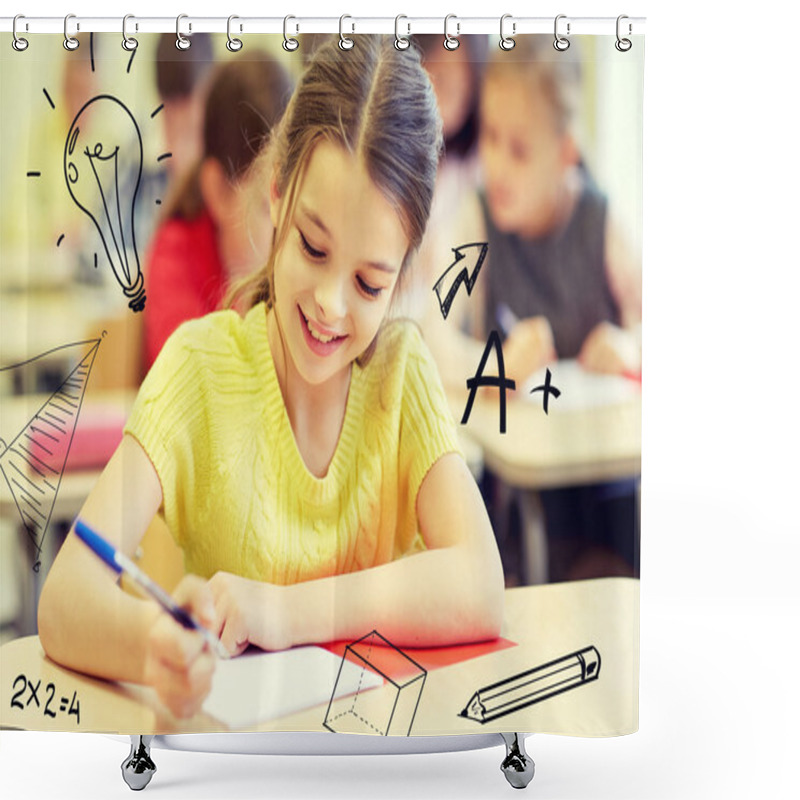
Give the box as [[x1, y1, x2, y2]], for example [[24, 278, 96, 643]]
[[413, 34, 488, 158], [484, 34, 582, 136], [230, 35, 443, 320], [164, 56, 293, 220]]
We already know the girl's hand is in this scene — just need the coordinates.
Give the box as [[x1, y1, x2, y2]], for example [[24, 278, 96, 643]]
[[207, 571, 291, 655], [578, 321, 641, 375], [503, 316, 557, 387], [143, 575, 217, 719]]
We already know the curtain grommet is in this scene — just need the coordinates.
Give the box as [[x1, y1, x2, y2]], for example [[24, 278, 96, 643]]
[[394, 14, 410, 51], [553, 14, 570, 51], [175, 14, 191, 51], [499, 14, 516, 51], [121, 14, 138, 52], [227, 15, 243, 52], [282, 15, 299, 51], [12, 14, 29, 51], [63, 14, 79, 51], [339, 15, 354, 51], [444, 14, 460, 51]]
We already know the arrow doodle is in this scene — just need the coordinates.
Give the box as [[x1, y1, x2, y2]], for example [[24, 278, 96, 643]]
[[432, 242, 488, 320]]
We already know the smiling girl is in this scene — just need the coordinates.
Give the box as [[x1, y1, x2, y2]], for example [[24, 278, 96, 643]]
[[38, 36, 504, 720]]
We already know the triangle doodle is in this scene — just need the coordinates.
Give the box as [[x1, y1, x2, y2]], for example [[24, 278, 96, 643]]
[[0, 338, 101, 571]]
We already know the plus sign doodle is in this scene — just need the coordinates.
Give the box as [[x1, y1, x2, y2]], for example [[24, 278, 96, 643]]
[[529, 368, 561, 414]]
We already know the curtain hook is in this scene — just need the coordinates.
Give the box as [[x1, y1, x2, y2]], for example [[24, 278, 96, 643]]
[[339, 15, 354, 50], [553, 14, 570, 51], [176, 14, 191, 51], [394, 14, 410, 51], [444, 13, 460, 51], [227, 15, 243, 52], [615, 15, 632, 52], [499, 14, 516, 51], [282, 16, 299, 51], [63, 14, 79, 51], [121, 14, 138, 51], [12, 14, 29, 51]]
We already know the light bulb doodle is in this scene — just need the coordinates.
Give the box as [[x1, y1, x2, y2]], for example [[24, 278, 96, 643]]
[[64, 95, 146, 312], [0, 338, 101, 572]]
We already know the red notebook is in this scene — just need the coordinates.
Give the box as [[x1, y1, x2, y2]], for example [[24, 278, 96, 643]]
[[322, 636, 516, 683], [27, 404, 125, 473]]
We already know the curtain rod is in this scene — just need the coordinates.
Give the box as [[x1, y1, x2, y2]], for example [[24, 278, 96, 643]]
[[1, 15, 646, 36]]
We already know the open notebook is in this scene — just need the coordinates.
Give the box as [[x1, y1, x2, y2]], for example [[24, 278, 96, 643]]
[[203, 645, 383, 729]]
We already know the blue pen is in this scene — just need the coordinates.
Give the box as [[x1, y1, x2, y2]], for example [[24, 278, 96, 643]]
[[74, 519, 228, 659]]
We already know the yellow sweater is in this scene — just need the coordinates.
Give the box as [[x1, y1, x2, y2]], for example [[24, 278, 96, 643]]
[[124, 303, 461, 584]]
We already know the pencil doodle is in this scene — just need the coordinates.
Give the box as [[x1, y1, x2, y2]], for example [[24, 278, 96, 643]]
[[460, 645, 601, 723], [461, 330, 516, 433], [433, 242, 488, 320], [64, 95, 147, 311], [529, 368, 561, 414], [323, 630, 427, 736], [0, 338, 101, 572]]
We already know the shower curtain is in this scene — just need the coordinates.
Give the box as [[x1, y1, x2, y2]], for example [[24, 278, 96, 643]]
[[0, 25, 643, 741]]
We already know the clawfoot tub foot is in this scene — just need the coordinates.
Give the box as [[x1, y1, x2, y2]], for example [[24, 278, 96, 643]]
[[121, 735, 156, 790], [499, 733, 535, 789]]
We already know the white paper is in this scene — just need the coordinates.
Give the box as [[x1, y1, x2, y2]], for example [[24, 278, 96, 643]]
[[203, 645, 383, 729]]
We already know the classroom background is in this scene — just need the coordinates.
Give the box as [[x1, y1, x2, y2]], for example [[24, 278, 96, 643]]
[[1, 27, 643, 643]]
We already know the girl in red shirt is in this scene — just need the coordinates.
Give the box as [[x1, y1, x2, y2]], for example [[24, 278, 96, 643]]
[[143, 56, 292, 370]]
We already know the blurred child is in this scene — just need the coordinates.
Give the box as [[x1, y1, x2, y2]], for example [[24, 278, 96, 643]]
[[416, 33, 485, 187], [38, 37, 504, 720], [123, 33, 215, 256], [154, 32, 215, 185], [478, 36, 641, 583], [143, 56, 292, 370], [479, 36, 641, 381]]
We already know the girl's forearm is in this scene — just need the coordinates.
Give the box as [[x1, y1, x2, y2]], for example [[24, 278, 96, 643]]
[[38, 436, 166, 683], [38, 544, 161, 684], [281, 544, 504, 649]]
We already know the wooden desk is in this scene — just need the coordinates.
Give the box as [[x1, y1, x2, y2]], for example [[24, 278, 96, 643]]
[[1, 578, 639, 738], [448, 373, 641, 585], [450, 390, 641, 490]]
